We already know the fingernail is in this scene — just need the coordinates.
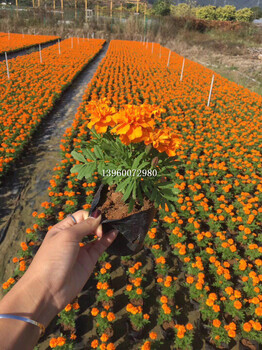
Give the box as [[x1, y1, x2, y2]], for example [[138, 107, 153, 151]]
[[91, 209, 101, 219], [97, 224, 103, 240], [111, 229, 118, 237]]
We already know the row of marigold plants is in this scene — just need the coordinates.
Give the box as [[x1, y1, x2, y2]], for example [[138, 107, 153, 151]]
[[0, 32, 59, 55], [0, 37, 105, 179]]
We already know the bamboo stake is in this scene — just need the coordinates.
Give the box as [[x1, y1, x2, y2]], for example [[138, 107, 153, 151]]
[[110, 0, 112, 17], [5, 52, 10, 80], [61, 0, 63, 11], [207, 75, 215, 107], [180, 58, 185, 82], [136, 0, 139, 13], [167, 50, 171, 67], [85, 0, 87, 22], [53, 0, 55, 10]]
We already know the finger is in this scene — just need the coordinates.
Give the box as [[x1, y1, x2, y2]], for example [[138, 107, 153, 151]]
[[84, 229, 118, 264], [49, 210, 90, 234], [62, 215, 102, 242]]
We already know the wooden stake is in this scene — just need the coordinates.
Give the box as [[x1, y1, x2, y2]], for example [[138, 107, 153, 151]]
[[110, 0, 112, 17], [136, 0, 139, 13], [85, 0, 87, 22], [5, 52, 10, 80], [32, 0, 35, 8], [71, 37, 73, 49], [151, 42, 154, 54], [167, 50, 171, 67], [207, 74, 215, 107], [61, 0, 63, 11], [16, 0, 18, 7], [53, 0, 55, 10], [180, 58, 185, 82], [159, 46, 161, 59], [58, 39, 61, 54]]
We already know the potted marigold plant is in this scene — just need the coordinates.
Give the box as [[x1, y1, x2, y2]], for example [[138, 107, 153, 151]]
[[71, 99, 181, 255]]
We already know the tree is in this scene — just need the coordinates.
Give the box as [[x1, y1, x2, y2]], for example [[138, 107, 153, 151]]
[[216, 5, 236, 21], [153, 0, 171, 16], [171, 3, 192, 18], [235, 8, 254, 22], [251, 7, 262, 19], [196, 5, 216, 20]]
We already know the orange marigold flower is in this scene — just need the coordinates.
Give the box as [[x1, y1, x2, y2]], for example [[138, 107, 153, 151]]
[[141, 341, 151, 350], [213, 319, 221, 328], [64, 304, 72, 312], [100, 333, 109, 342], [57, 337, 66, 346], [234, 301, 242, 310], [149, 331, 157, 340], [186, 323, 193, 330], [49, 338, 58, 348], [73, 302, 80, 310], [243, 322, 252, 332], [107, 312, 115, 322], [91, 308, 99, 317], [91, 339, 99, 348], [106, 289, 114, 297]]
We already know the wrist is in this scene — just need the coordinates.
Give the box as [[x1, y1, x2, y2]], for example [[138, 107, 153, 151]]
[[0, 272, 59, 328]]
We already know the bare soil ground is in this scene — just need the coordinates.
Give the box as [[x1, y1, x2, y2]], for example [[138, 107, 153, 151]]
[[165, 31, 262, 96]]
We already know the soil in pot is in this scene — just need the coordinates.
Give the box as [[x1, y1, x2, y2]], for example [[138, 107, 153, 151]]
[[130, 298, 143, 307], [90, 184, 157, 256], [104, 327, 114, 338], [97, 185, 153, 220]]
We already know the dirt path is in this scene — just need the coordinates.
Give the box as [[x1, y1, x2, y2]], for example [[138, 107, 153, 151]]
[[0, 42, 109, 291], [0, 38, 59, 61]]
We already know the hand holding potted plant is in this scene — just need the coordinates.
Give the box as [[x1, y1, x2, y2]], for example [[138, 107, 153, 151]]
[[70, 99, 181, 255]]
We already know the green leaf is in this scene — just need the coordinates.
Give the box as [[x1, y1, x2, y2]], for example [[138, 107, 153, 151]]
[[70, 164, 85, 174], [93, 146, 104, 159], [132, 152, 145, 170], [122, 180, 134, 202], [116, 177, 131, 193], [71, 150, 86, 163], [82, 148, 96, 161], [128, 198, 135, 213]]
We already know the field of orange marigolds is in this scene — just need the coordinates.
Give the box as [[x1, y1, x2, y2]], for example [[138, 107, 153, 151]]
[[0, 32, 59, 55], [1, 40, 262, 350], [0, 37, 105, 178]]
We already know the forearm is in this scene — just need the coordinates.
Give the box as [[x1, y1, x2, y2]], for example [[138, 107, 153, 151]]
[[0, 273, 58, 350]]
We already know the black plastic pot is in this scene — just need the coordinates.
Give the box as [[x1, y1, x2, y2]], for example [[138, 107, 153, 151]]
[[89, 184, 157, 256], [239, 339, 260, 350], [126, 320, 145, 342], [160, 324, 174, 340]]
